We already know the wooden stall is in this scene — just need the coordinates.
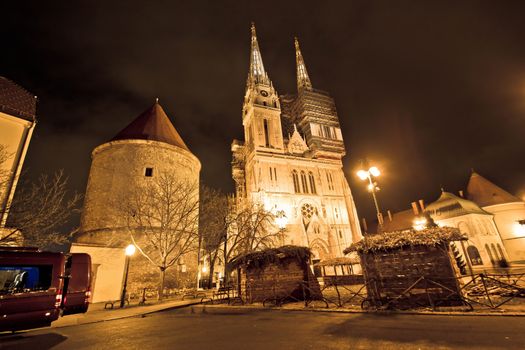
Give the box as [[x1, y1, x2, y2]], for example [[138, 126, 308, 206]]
[[229, 246, 322, 303], [344, 227, 467, 309]]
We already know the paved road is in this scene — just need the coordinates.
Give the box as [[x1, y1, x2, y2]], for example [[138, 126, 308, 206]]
[[1, 306, 524, 349]]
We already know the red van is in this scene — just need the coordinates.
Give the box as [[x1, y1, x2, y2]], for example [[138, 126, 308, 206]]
[[0, 248, 92, 332], [0, 249, 66, 332], [61, 253, 91, 315]]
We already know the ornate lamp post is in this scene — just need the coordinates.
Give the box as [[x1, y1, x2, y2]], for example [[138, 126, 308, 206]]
[[120, 244, 136, 308], [357, 166, 383, 227]]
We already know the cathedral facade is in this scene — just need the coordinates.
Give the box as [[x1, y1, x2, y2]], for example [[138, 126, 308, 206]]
[[231, 25, 362, 263]]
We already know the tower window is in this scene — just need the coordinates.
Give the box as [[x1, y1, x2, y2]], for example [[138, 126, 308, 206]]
[[263, 119, 270, 147], [145, 167, 153, 177]]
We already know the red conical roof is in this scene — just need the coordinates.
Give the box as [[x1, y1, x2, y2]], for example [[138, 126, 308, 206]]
[[466, 172, 521, 207], [111, 102, 190, 152]]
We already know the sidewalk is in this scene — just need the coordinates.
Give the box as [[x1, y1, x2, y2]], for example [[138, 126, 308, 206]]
[[51, 297, 203, 328]]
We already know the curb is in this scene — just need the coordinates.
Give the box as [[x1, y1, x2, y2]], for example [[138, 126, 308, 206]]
[[196, 304, 525, 317], [49, 299, 203, 329]]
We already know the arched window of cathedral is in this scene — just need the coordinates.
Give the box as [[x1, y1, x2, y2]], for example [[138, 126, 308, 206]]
[[308, 171, 317, 194], [292, 170, 300, 193], [273, 100, 277, 108], [485, 244, 495, 265], [467, 246, 483, 266], [144, 167, 153, 177], [300, 171, 309, 193], [301, 203, 316, 219], [313, 223, 320, 234]]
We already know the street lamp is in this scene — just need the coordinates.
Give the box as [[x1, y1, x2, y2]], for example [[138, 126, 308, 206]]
[[275, 210, 288, 229], [120, 244, 136, 308], [357, 166, 383, 227]]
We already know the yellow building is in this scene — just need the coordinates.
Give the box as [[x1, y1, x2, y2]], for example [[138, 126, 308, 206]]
[[0, 77, 36, 233], [231, 25, 362, 263]]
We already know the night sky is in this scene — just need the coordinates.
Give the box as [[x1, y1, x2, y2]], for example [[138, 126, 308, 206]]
[[3, 1, 525, 226]]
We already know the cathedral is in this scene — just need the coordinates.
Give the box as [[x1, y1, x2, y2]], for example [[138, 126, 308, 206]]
[[231, 24, 362, 263]]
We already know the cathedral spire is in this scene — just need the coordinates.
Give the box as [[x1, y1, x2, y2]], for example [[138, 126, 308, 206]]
[[295, 37, 313, 91], [249, 22, 270, 85]]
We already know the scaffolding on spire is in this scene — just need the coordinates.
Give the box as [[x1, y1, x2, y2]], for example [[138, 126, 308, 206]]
[[295, 37, 313, 91]]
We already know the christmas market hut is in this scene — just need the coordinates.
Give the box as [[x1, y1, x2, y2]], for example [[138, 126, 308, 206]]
[[229, 246, 322, 303], [313, 255, 364, 286], [344, 227, 467, 308]]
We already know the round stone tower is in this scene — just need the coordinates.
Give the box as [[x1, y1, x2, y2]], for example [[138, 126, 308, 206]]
[[71, 101, 200, 302]]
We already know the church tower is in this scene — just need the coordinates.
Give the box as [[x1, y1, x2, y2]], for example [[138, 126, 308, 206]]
[[242, 23, 284, 152], [232, 26, 362, 263]]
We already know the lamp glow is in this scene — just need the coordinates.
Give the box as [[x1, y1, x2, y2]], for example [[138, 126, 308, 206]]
[[125, 244, 136, 256], [369, 167, 380, 177], [357, 170, 368, 180]]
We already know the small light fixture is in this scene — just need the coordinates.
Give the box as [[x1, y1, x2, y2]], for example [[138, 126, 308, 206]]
[[125, 244, 136, 256], [413, 217, 428, 231]]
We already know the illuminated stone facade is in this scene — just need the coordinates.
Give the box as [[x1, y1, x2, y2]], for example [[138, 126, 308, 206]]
[[232, 25, 362, 262]]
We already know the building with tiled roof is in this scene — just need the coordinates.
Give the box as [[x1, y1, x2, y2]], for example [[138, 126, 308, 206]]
[[72, 101, 200, 303]]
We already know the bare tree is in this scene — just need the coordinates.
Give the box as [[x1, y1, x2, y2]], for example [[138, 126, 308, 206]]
[[120, 173, 200, 299], [223, 199, 284, 280], [2, 170, 82, 248], [198, 186, 229, 288]]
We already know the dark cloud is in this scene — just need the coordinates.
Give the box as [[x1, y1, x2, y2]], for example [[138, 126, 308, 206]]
[[2, 0, 525, 225]]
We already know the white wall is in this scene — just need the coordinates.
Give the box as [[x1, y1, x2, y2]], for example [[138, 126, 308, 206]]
[[70, 244, 126, 303], [484, 202, 525, 263]]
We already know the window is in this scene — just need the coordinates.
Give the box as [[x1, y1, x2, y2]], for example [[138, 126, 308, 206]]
[[263, 119, 270, 147], [0, 265, 53, 294], [497, 244, 505, 262], [485, 244, 495, 265], [273, 168, 277, 181], [145, 167, 153, 177], [335, 207, 339, 219], [300, 171, 309, 193], [292, 170, 300, 193], [322, 125, 335, 139], [326, 171, 334, 190], [467, 246, 483, 266], [338, 230, 343, 239], [308, 172, 317, 194], [269, 167, 273, 181], [301, 203, 316, 219], [491, 243, 500, 261]]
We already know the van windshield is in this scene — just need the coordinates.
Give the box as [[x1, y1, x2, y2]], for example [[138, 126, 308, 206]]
[[0, 265, 53, 294]]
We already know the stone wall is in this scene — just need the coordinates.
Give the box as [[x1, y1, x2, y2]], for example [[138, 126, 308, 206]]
[[78, 139, 200, 246]]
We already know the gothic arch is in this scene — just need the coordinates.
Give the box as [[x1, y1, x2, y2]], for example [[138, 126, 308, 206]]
[[310, 238, 330, 261], [466, 245, 483, 266]]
